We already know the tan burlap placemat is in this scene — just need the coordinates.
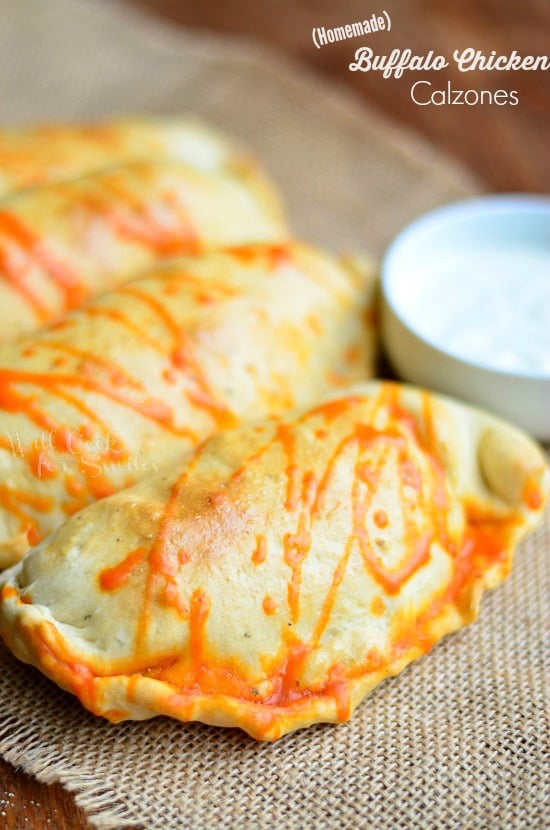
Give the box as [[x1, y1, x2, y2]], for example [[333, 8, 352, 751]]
[[1, 1, 548, 828]]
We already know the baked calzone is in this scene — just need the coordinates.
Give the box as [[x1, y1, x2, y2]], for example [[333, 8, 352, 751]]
[[0, 117, 260, 196], [0, 382, 546, 740], [0, 242, 376, 568], [0, 160, 287, 341]]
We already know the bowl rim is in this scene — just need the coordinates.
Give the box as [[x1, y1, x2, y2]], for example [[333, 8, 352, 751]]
[[381, 194, 550, 383]]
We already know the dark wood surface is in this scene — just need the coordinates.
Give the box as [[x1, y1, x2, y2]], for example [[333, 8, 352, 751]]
[[1, 1, 548, 828], [133, 0, 550, 192]]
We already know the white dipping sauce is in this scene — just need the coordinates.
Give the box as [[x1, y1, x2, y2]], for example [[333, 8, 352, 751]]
[[402, 245, 550, 376]]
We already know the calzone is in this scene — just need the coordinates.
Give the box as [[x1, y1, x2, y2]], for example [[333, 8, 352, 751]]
[[0, 160, 287, 341], [0, 117, 263, 196], [0, 382, 546, 740], [0, 242, 375, 568]]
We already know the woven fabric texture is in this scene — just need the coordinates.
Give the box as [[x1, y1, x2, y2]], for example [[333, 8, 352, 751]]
[[0, 1, 548, 829]]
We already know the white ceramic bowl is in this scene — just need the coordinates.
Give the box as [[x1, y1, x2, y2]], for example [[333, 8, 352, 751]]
[[381, 195, 550, 440]]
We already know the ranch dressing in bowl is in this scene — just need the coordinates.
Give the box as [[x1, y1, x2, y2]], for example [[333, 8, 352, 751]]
[[381, 195, 550, 439], [405, 246, 550, 376]]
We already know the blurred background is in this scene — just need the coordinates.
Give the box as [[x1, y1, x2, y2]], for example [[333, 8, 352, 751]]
[[129, 0, 550, 192]]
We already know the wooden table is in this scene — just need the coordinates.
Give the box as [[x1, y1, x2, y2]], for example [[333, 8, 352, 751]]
[[134, 0, 550, 192], [1, 1, 548, 827]]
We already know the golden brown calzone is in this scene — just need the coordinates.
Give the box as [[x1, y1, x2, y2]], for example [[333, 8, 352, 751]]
[[0, 160, 287, 341], [0, 382, 546, 740], [0, 242, 376, 568], [0, 117, 261, 196]]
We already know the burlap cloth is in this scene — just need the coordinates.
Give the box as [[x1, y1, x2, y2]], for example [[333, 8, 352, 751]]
[[0, 1, 548, 828]]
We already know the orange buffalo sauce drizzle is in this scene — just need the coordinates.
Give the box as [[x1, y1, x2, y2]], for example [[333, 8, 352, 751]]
[[23, 445, 57, 479], [20, 385, 531, 732], [0, 211, 86, 317], [80, 172, 201, 256], [448, 504, 516, 601], [251, 390, 441, 672], [0, 123, 130, 179], [86, 267, 238, 358], [50, 387, 117, 447], [85, 306, 165, 353], [370, 596, 386, 617], [252, 391, 437, 646], [0, 484, 53, 546], [0, 363, 181, 526], [99, 547, 149, 592], [0, 268, 250, 537], [39, 341, 143, 392], [352, 434, 438, 597], [0, 367, 176, 428], [373, 509, 388, 529], [522, 476, 544, 511], [274, 397, 366, 626], [263, 636, 312, 706], [188, 589, 211, 667], [146, 589, 263, 705], [1, 584, 18, 601], [132, 445, 209, 654], [117, 283, 237, 431], [277, 422, 314, 623], [256, 386, 465, 678], [0, 351, 168, 534], [310, 537, 354, 648], [42, 384, 127, 501], [308, 425, 425, 645], [161, 268, 240, 298], [225, 244, 291, 270], [252, 534, 268, 565], [382, 508, 519, 670], [284, 513, 312, 624]]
